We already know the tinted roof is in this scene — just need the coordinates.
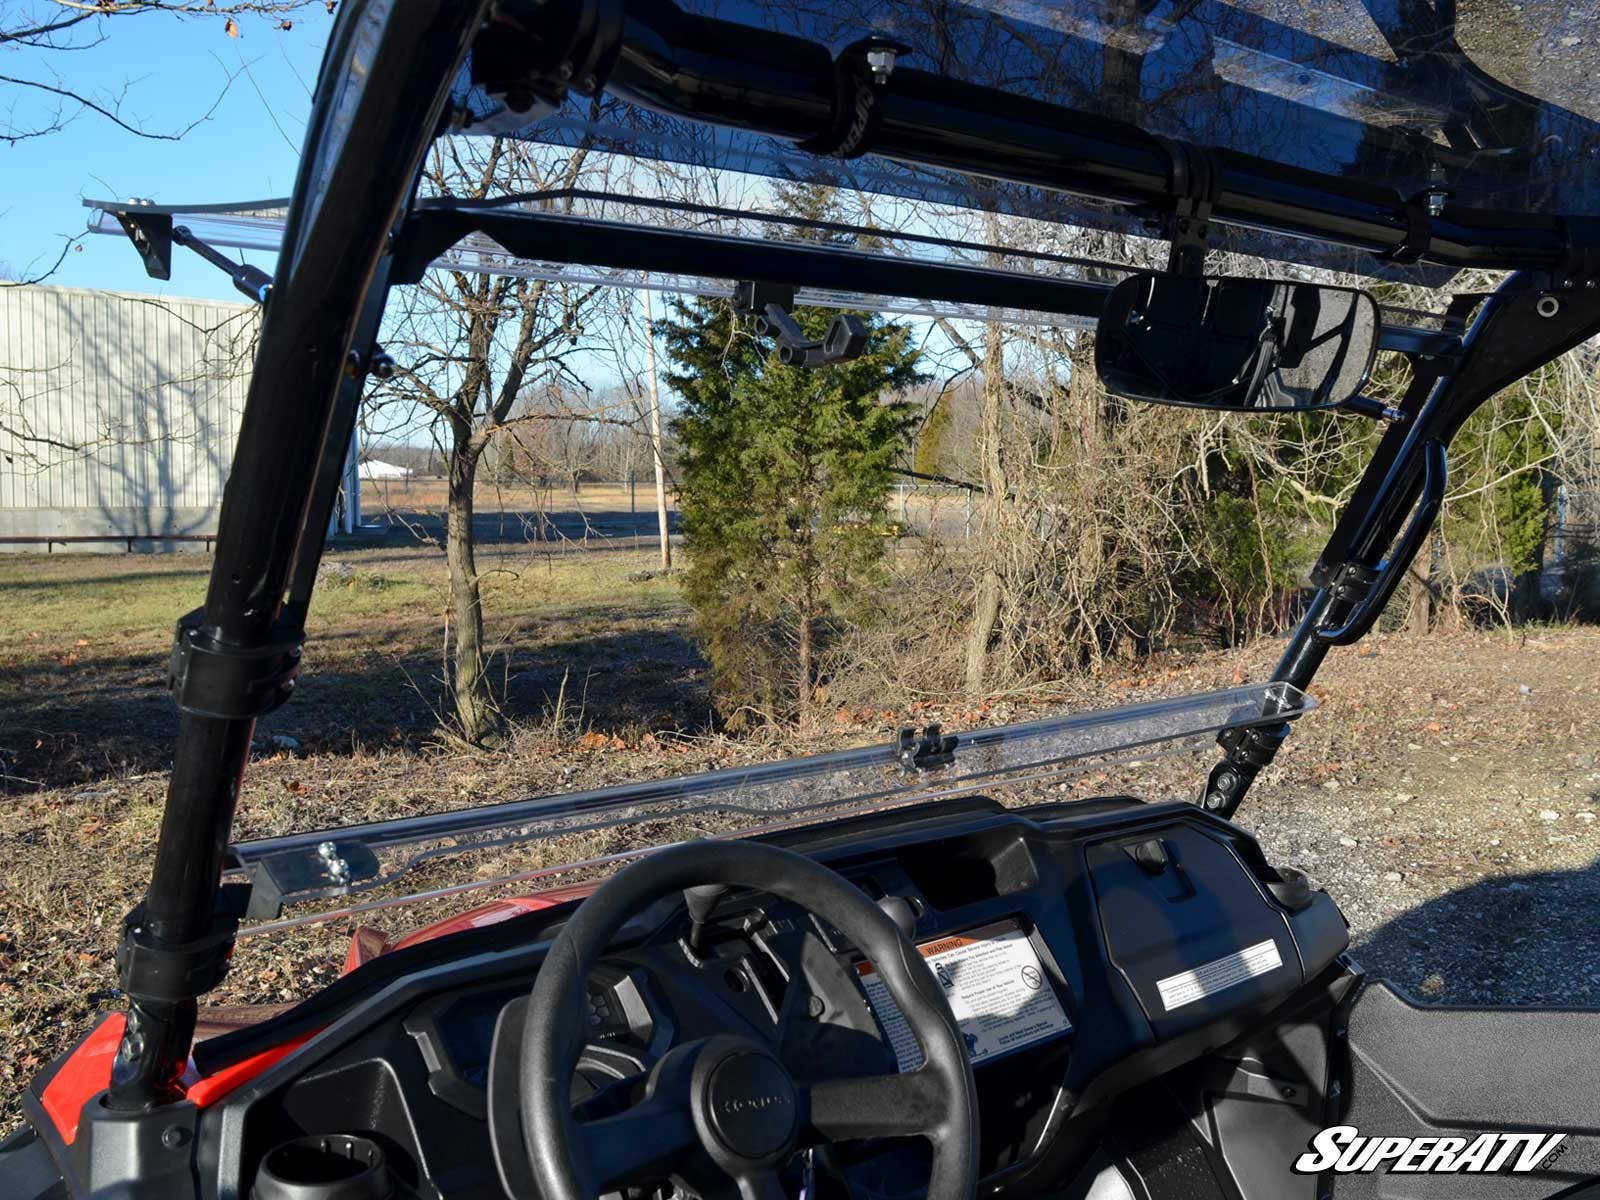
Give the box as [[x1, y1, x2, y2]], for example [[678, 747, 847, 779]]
[[460, 0, 1600, 284]]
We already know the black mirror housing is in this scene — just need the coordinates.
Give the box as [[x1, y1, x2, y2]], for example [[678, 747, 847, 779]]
[[1095, 273, 1379, 412]]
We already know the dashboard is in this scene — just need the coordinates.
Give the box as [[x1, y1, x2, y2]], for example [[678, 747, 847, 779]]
[[177, 794, 1351, 1199]]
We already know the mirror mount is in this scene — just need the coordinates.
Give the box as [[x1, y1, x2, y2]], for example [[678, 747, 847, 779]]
[[1342, 395, 1408, 424], [1155, 138, 1219, 277], [734, 280, 869, 368]]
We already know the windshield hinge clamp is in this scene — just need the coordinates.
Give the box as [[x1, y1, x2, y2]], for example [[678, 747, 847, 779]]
[[1553, 217, 1600, 291], [1386, 193, 1434, 264], [897, 723, 957, 771], [1326, 561, 1381, 605], [111, 205, 175, 281], [168, 608, 303, 720], [1202, 720, 1293, 815], [115, 885, 249, 1005]]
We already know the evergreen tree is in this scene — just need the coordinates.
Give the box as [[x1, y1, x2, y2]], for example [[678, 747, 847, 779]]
[[658, 186, 922, 723]]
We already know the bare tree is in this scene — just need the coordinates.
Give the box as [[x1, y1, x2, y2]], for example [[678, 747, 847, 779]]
[[374, 135, 624, 743]]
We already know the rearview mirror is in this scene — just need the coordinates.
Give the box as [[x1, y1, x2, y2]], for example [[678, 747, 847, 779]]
[[1095, 274, 1379, 412]]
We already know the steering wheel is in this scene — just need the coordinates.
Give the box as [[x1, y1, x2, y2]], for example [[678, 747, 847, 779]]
[[519, 840, 980, 1200]]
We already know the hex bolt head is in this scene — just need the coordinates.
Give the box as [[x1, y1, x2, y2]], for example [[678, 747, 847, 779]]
[[161, 1126, 189, 1150], [865, 46, 898, 84], [317, 840, 338, 861], [806, 995, 826, 1019]]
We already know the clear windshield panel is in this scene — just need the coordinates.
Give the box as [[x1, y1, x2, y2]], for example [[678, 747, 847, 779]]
[[228, 681, 1312, 926], [461, 0, 1600, 283]]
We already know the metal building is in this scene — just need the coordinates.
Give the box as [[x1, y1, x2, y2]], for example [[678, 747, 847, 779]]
[[0, 284, 360, 551]]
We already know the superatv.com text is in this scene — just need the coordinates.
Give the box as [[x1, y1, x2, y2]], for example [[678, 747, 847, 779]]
[[1292, 1127, 1567, 1175]]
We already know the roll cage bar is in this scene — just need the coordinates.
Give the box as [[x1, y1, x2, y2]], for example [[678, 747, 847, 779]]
[[86, 0, 1600, 1119]]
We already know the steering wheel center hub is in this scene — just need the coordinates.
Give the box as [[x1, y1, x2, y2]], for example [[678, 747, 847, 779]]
[[694, 1042, 800, 1163]]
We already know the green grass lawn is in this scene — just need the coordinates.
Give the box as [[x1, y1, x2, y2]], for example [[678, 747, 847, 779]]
[[0, 545, 696, 791]]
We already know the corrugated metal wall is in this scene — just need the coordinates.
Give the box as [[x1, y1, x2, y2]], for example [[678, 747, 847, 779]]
[[0, 284, 257, 548]]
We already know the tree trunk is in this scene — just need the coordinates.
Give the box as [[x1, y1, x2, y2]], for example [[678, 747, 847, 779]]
[[446, 438, 493, 743], [796, 606, 813, 725], [643, 287, 672, 569], [965, 568, 1003, 696], [964, 327, 1010, 697], [1407, 533, 1437, 634]]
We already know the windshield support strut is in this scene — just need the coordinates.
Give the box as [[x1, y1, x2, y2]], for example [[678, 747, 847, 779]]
[[101, 1, 490, 1114], [1204, 271, 1600, 817]]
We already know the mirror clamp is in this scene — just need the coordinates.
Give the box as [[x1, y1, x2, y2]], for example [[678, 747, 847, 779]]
[[1154, 138, 1217, 275], [734, 281, 869, 367]]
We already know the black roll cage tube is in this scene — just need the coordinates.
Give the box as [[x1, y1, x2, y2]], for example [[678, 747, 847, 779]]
[[89, 0, 1600, 1126]]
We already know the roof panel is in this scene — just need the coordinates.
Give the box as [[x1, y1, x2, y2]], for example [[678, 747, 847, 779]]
[[458, 0, 1600, 283]]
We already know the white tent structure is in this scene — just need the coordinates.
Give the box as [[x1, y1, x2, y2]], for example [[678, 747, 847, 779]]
[[358, 458, 413, 481]]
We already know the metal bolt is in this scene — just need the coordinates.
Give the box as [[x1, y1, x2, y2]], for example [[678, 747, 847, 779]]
[[317, 840, 338, 861], [1425, 191, 1446, 217], [330, 858, 350, 881], [1280, 1085, 1297, 1098], [806, 995, 826, 1019], [161, 1126, 189, 1150], [1204, 792, 1227, 811], [865, 45, 898, 84]]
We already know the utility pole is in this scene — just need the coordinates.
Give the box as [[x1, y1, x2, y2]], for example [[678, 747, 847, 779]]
[[643, 286, 672, 569]]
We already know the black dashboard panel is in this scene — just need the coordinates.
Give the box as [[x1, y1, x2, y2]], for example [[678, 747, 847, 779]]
[[197, 796, 1350, 1200]]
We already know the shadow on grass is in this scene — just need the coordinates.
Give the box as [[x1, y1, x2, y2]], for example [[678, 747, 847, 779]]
[[0, 628, 710, 792]]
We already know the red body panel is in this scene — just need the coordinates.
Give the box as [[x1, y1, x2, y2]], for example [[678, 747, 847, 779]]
[[339, 882, 599, 973], [41, 885, 594, 1144], [40, 1013, 125, 1145], [184, 1034, 315, 1108]]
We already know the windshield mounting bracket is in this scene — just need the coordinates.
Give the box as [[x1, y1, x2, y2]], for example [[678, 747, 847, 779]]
[[1553, 218, 1600, 291], [167, 608, 304, 721], [897, 723, 957, 772]]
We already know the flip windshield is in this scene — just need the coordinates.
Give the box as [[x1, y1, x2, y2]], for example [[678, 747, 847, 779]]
[[230, 683, 1313, 928]]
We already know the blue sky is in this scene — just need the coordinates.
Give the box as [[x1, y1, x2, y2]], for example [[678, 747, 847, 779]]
[[4, 7, 334, 300]]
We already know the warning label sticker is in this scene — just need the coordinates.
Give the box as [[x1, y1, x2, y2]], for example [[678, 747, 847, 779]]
[[856, 920, 1072, 1072], [1155, 939, 1283, 1012]]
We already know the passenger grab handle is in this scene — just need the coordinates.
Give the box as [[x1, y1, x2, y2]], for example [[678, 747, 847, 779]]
[[1316, 439, 1447, 647]]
